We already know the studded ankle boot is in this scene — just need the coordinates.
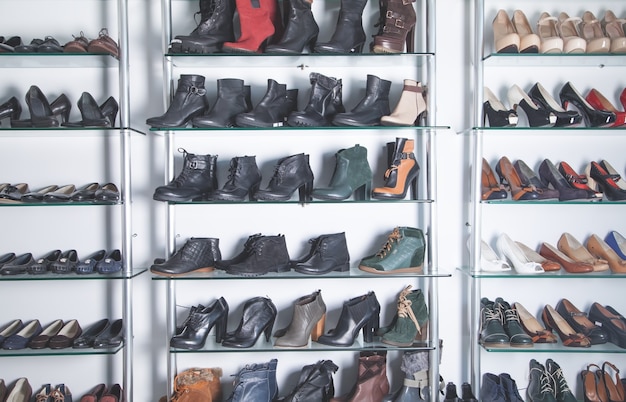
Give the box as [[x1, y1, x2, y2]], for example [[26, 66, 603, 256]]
[[253, 153, 314, 203], [208, 156, 261, 201], [150, 237, 221, 276], [371, 137, 420, 200], [292, 232, 351, 275], [153, 149, 218, 202], [359, 227, 425, 274], [146, 74, 210, 128], [312, 144, 372, 200], [331, 351, 390, 402], [287, 72, 344, 127], [371, 0, 416, 53], [332, 74, 391, 126], [192, 79, 252, 128], [170, 0, 236, 54]]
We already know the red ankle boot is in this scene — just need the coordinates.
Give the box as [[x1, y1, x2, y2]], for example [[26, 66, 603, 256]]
[[222, 0, 283, 53]]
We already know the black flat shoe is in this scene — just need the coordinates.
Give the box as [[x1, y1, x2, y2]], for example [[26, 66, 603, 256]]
[[94, 183, 119, 203], [559, 81, 616, 127], [43, 184, 76, 203], [528, 82, 582, 127], [37, 36, 63, 53], [93, 318, 124, 348], [49, 250, 78, 274], [14, 38, 43, 52], [29, 249, 62, 275], [75, 249, 106, 275], [0, 183, 29, 202], [0, 253, 35, 275], [70, 182, 101, 202], [0, 36, 22, 52], [316, 291, 380, 347], [95, 249, 123, 274], [221, 297, 277, 348], [21, 185, 59, 203], [73, 319, 110, 348], [170, 297, 229, 349]]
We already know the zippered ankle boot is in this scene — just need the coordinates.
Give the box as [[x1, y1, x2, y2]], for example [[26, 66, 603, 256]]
[[277, 360, 339, 402], [287, 72, 344, 127], [381, 80, 427, 126], [226, 359, 278, 402], [146, 75, 210, 127], [312, 144, 372, 200], [293, 232, 351, 275], [314, 0, 368, 53], [266, 0, 319, 54], [170, 0, 236, 54], [383, 350, 428, 402], [253, 153, 314, 203], [359, 227, 425, 274], [208, 156, 261, 201], [222, 0, 283, 53], [236, 79, 298, 127], [331, 351, 389, 402], [381, 285, 428, 346], [332, 74, 391, 126], [372, 137, 420, 199], [153, 149, 218, 202], [371, 0, 416, 53], [192, 79, 252, 127], [150, 237, 221, 276], [226, 235, 291, 276]]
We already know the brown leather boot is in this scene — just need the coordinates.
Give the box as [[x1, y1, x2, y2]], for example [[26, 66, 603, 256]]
[[168, 367, 223, 402], [331, 351, 390, 402]]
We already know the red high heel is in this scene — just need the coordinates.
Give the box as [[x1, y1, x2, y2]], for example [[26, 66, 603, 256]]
[[586, 88, 626, 127], [620, 88, 626, 112], [557, 161, 603, 200]]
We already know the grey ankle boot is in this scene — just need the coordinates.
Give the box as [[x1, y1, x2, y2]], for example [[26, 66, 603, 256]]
[[274, 290, 326, 347], [208, 156, 261, 201], [226, 359, 278, 402], [382, 350, 428, 402], [146, 74, 210, 128], [153, 148, 218, 202]]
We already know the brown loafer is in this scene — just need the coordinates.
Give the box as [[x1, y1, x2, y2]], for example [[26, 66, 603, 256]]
[[49, 319, 82, 349], [28, 319, 64, 349], [80, 383, 107, 402]]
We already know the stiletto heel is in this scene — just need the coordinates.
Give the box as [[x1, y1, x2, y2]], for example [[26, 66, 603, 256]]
[[513, 159, 559, 200], [541, 304, 591, 347], [0, 96, 22, 124], [585, 88, 626, 127], [538, 158, 589, 201], [170, 297, 229, 349], [507, 84, 556, 127], [222, 296, 277, 348], [372, 137, 420, 200], [494, 156, 539, 200], [483, 87, 517, 127], [528, 82, 582, 127], [559, 81, 616, 127], [557, 161, 602, 199]]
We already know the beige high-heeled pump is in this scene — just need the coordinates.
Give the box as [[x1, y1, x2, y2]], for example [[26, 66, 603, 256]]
[[556, 12, 586, 53], [602, 10, 626, 53], [380, 80, 427, 126], [493, 9, 520, 53], [537, 12, 563, 53], [511, 10, 540, 53], [581, 11, 611, 53]]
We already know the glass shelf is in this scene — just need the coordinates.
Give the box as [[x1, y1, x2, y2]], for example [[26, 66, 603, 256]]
[[458, 266, 626, 279], [0, 53, 119, 68], [0, 201, 122, 207], [481, 199, 623, 205], [0, 127, 145, 137], [166, 199, 434, 205], [0, 269, 146, 281], [171, 335, 434, 354], [152, 267, 450, 280], [482, 53, 626, 67], [0, 343, 123, 358], [482, 341, 626, 353], [150, 125, 448, 134], [463, 126, 626, 135]]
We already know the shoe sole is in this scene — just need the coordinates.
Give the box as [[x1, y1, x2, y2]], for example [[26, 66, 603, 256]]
[[358, 264, 423, 274]]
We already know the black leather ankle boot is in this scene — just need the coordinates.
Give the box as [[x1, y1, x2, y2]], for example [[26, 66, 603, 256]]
[[153, 149, 218, 202], [146, 74, 210, 128], [253, 153, 314, 203], [222, 297, 278, 348], [332, 74, 391, 126], [277, 360, 339, 402], [226, 359, 278, 401], [215, 233, 263, 270], [293, 232, 350, 275], [316, 291, 380, 346], [236, 79, 298, 127], [208, 156, 261, 201], [312, 144, 372, 200], [170, 297, 229, 348], [314, 0, 368, 53], [150, 237, 222, 276], [226, 235, 291, 276], [287, 72, 344, 127], [265, 0, 319, 54], [170, 0, 236, 54], [192, 79, 252, 128]]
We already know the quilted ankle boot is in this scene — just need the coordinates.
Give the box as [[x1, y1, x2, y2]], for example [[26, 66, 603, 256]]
[[292, 232, 350, 275], [266, 0, 319, 54], [236, 79, 298, 127], [277, 360, 339, 402], [381, 80, 427, 126], [371, 137, 420, 200], [312, 144, 372, 200], [332, 74, 391, 126], [226, 235, 291, 276], [222, 0, 283, 53], [208, 156, 262, 201], [253, 153, 314, 203], [153, 149, 218, 202], [146, 75, 210, 128], [383, 350, 428, 402], [226, 359, 278, 402], [314, 0, 368, 53], [274, 290, 326, 347], [170, 0, 236, 54], [192, 79, 252, 127], [169, 367, 223, 402], [359, 227, 425, 274], [381, 285, 428, 346], [371, 0, 416, 53], [150, 237, 221, 276], [331, 351, 390, 402], [287, 72, 344, 127]]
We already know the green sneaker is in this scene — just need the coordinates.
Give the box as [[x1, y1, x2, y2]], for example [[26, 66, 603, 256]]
[[358, 227, 425, 274]]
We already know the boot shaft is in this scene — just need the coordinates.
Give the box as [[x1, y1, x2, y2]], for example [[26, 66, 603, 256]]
[[350, 74, 391, 113], [172, 367, 222, 402], [227, 359, 278, 402], [329, 144, 372, 186], [176, 151, 218, 190]]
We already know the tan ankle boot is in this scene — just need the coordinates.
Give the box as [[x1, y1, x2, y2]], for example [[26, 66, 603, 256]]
[[168, 367, 222, 402], [381, 80, 427, 126]]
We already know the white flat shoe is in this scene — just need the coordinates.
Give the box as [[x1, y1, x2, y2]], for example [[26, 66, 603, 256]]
[[497, 233, 544, 274]]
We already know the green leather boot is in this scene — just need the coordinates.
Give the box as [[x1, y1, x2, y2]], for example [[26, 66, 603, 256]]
[[311, 144, 373, 200], [381, 285, 428, 347], [358, 227, 425, 274]]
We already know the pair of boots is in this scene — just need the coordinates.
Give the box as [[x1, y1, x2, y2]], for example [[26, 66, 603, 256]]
[[164, 367, 223, 402], [443, 382, 478, 402]]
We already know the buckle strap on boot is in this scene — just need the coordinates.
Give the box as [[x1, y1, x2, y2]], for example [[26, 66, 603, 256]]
[[404, 369, 428, 388], [383, 153, 416, 180]]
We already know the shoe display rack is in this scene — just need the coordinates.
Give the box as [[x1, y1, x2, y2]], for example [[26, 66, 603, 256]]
[[465, 0, 626, 398], [0, 0, 140, 400], [152, 0, 446, 400]]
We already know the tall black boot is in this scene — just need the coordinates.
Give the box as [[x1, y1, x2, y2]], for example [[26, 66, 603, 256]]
[[293, 232, 351, 275], [287, 72, 344, 127], [277, 360, 339, 402], [253, 153, 314, 203], [208, 156, 262, 201], [192, 79, 252, 128], [314, 0, 368, 53], [265, 0, 319, 54], [332, 74, 391, 126], [153, 149, 218, 202], [146, 74, 210, 128], [311, 144, 372, 200], [170, 0, 236, 54], [226, 235, 291, 276], [236, 79, 298, 127]]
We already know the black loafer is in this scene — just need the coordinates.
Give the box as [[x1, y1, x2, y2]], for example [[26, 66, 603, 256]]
[[37, 36, 64, 53], [28, 249, 62, 275], [43, 184, 76, 203], [93, 319, 123, 348], [70, 182, 101, 202], [0, 253, 35, 275], [73, 319, 110, 349], [49, 250, 78, 274], [94, 183, 119, 203]]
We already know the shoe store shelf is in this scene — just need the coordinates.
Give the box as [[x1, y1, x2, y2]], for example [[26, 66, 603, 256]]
[[152, 268, 450, 280], [0, 53, 120, 68], [480, 342, 626, 354], [150, 125, 449, 133], [0, 344, 124, 358], [458, 267, 626, 279], [0, 269, 146, 281], [482, 53, 626, 67]]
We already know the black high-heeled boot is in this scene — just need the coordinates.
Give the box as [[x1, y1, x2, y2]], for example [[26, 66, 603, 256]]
[[0, 96, 21, 124], [332, 74, 391, 126], [559, 81, 616, 127], [537, 158, 589, 201], [316, 291, 380, 347], [235, 79, 298, 127], [63, 92, 112, 127], [253, 153, 314, 203], [146, 74, 210, 128], [192, 79, 252, 128], [314, 0, 368, 53], [170, 0, 236, 54], [265, 0, 319, 54], [208, 156, 261, 201], [170, 297, 229, 349], [221, 296, 277, 348], [277, 360, 338, 402], [287, 72, 344, 127], [312, 144, 372, 200]]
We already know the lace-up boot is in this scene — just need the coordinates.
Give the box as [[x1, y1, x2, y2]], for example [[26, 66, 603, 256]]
[[277, 360, 339, 402], [215, 233, 262, 270], [170, 0, 236, 54], [494, 297, 533, 348], [150, 237, 221, 276], [314, 0, 368, 53], [146, 75, 210, 127], [153, 149, 218, 202], [381, 285, 428, 346], [226, 359, 278, 402], [358, 227, 425, 274], [382, 350, 428, 402], [236, 79, 297, 127], [169, 367, 223, 402], [293, 232, 350, 275], [479, 298, 509, 347], [527, 359, 557, 402], [253, 153, 314, 203], [287, 72, 344, 127], [545, 359, 577, 402], [372, 137, 420, 199], [226, 235, 290, 276], [312, 144, 372, 200], [332, 74, 391, 126], [208, 156, 261, 201], [330, 351, 389, 402]]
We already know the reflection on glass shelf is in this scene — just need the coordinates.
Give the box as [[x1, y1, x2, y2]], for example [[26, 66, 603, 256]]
[[482, 199, 624, 205], [0, 269, 146, 281], [167, 199, 434, 205], [458, 266, 626, 279], [483, 53, 626, 67], [150, 125, 448, 133], [0, 343, 123, 358], [470, 126, 626, 133], [171, 335, 433, 353], [152, 267, 449, 280], [482, 341, 626, 353], [0, 201, 123, 207], [0, 127, 145, 137], [0, 53, 119, 68]]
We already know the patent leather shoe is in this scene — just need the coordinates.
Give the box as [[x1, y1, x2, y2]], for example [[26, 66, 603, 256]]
[[538, 159, 589, 201], [555, 298, 608, 344], [588, 303, 626, 349], [557, 161, 602, 200], [528, 82, 582, 127], [587, 161, 626, 201], [507, 84, 556, 127], [316, 291, 380, 347], [606, 230, 626, 260], [559, 81, 616, 127], [222, 297, 277, 348], [170, 297, 228, 349], [483, 87, 517, 127], [586, 88, 626, 127], [93, 318, 124, 348], [73, 318, 110, 348]]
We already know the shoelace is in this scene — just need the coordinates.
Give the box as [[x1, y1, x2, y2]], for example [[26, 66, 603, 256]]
[[550, 366, 571, 395], [375, 228, 402, 258], [532, 367, 555, 397], [503, 308, 521, 324], [49, 390, 65, 402], [397, 285, 421, 334], [482, 307, 502, 324]]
